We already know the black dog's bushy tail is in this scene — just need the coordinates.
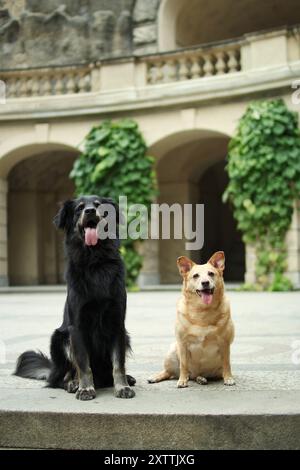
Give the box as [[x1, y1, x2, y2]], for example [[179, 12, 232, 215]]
[[14, 350, 52, 381]]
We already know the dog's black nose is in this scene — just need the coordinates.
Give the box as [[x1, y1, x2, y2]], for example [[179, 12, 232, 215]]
[[201, 281, 210, 288], [84, 207, 96, 215]]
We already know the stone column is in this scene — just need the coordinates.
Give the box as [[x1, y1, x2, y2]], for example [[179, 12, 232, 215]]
[[156, 181, 191, 284], [245, 244, 256, 285], [286, 202, 300, 288], [0, 178, 8, 286], [244, 202, 300, 288], [138, 180, 204, 286], [138, 239, 160, 287], [241, 29, 289, 71], [8, 191, 40, 285], [90, 63, 101, 92]]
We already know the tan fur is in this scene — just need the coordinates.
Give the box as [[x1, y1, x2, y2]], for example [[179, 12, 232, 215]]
[[148, 251, 235, 388]]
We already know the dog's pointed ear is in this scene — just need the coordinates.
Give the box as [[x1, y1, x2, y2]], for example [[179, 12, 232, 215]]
[[53, 200, 74, 231], [208, 251, 225, 272], [177, 256, 195, 276], [100, 197, 125, 225]]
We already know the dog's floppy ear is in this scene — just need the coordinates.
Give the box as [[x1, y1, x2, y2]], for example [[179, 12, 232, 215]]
[[177, 256, 195, 276], [53, 200, 74, 231], [208, 251, 225, 272], [100, 197, 125, 225]]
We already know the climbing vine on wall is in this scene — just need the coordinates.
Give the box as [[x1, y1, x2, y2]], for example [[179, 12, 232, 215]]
[[70, 119, 157, 287], [223, 99, 300, 290]]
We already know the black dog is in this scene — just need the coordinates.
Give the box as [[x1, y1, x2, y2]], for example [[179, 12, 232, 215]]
[[15, 195, 135, 400]]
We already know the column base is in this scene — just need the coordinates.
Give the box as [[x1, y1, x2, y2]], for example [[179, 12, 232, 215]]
[[137, 272, 160, 287], [286, 271, 300, 289], [0, 275, 8, 287]]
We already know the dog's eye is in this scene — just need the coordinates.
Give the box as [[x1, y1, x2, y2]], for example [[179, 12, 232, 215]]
[[77, 203, 85, 211], [193, 273, 199, 279], [208, 271, 215, 277], [94, 201, 100, 208]]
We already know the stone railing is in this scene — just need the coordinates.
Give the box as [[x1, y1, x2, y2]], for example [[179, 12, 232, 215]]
[[0, 63, 94, 98], [0, 26, 299, 105], [0, 39, 242, 99], [143, 41, 242, 84]]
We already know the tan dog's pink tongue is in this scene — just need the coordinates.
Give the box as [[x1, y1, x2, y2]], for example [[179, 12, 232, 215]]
[[201, 292, 213, 305], [84, 228, 98, 246]]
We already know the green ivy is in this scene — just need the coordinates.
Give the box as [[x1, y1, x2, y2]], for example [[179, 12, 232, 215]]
[[70, 119, 157, 288], [223, 99, 300, 291]]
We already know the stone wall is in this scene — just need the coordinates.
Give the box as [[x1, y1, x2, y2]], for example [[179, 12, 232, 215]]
[[133, 0, 159, 55], [0, 0, 160, 69]]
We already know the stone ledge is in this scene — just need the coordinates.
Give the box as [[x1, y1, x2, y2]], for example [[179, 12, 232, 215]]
[[0, 389, 299, 450], [1, 62, 300, 121]]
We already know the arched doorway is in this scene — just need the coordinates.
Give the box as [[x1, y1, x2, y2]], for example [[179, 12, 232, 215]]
[[159, 0, 300, 50], [153, 130, 245, 284], [7, 150, 77, 285]]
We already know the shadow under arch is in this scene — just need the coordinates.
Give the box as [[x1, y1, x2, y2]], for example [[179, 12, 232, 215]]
[[158, 0, 300, 51], [150, 128, 245, 283], [151, 129, 230, 184], [6, 143, 79, 286]]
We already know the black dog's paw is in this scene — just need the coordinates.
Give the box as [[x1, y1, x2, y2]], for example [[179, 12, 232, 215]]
[[126, 374, 136, 386], [64, 380, 79, 394], [76, 387, 96, 401], [115, 386, 135, 399]]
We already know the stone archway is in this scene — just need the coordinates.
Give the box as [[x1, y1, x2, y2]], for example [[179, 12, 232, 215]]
[[0, 141, 79, 286], [0, 130, 82, 286], [148, 129, 245, 284], [158, 0, 300, 51], [7, 150, 78, 285]]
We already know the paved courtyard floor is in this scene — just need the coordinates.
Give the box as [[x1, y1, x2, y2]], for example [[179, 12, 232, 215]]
[[0, 289, 299, 449]]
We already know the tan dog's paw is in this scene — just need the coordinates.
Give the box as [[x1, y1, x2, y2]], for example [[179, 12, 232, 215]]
[[177, 377, 189, 388], [224, 377, 235, 386], [147, 370, 171, 383], [148, 377, 157, 383], [196, 376, 207, 385]]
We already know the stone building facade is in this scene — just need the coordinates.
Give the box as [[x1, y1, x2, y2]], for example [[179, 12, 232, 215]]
[[0, 0, 160, 67], [0, 0, 300, 286]]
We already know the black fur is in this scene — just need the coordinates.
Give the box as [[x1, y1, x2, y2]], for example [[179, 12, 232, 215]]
[[15, 195, 135, 399], [14, 350, 52, 380]]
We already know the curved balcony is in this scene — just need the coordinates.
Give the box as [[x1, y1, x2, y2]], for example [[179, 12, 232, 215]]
[[0, 25, 299, 120]]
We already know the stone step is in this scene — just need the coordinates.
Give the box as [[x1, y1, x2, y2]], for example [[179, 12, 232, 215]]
[[0, 387, 299, 450]]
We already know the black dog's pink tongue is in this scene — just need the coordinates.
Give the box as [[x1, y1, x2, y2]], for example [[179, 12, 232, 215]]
[[84, 228, 98, 246]]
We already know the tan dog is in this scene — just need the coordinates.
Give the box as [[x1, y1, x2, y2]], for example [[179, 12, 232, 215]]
[[149, 251, 235, 388]]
